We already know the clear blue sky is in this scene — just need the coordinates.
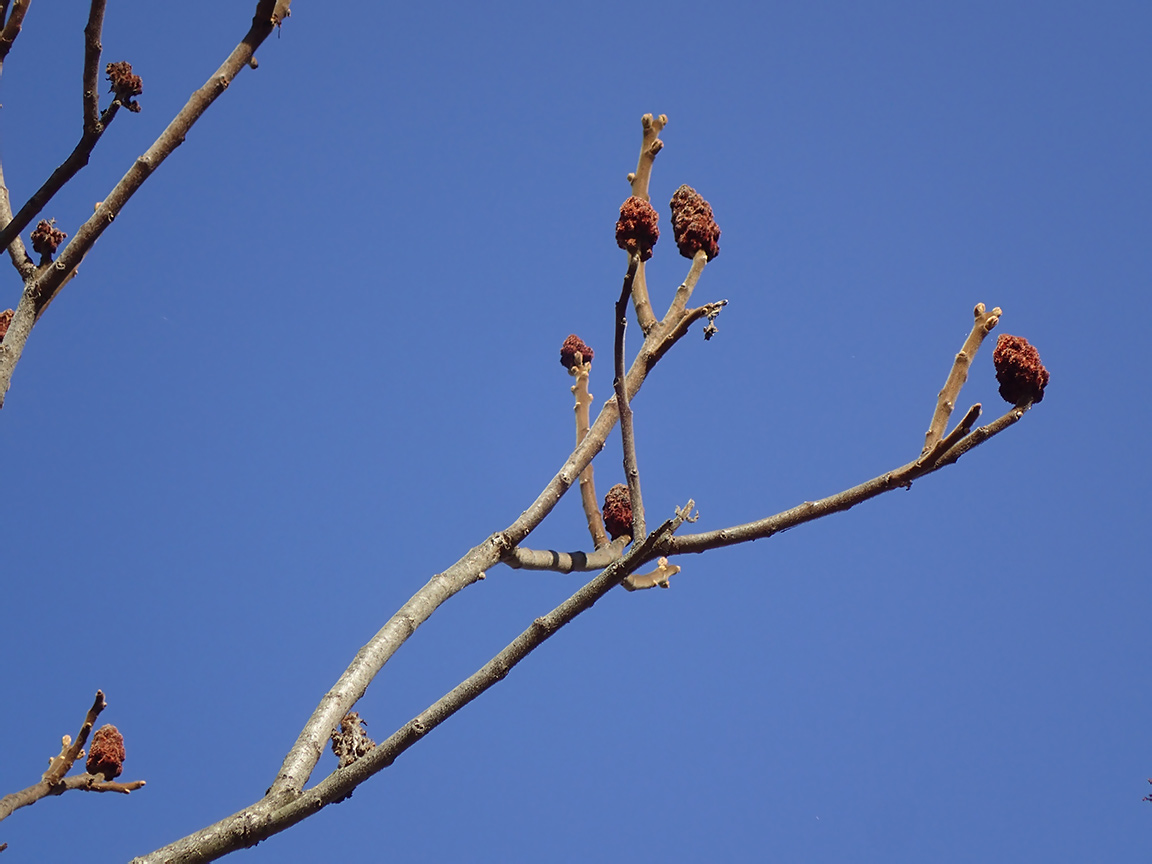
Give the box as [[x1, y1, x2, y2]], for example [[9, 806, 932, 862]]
[[1, 1, 1148, 861]]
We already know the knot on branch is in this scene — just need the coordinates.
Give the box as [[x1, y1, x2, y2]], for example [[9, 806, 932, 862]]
[[560, 334, 594, 370], [30, 220, 67, 264], [106, 61, 143, 112], [330, 712, 375, 769], [86, 724, 125, 781], [670, 185, 721, 260], [616, 197, 659, 262], [993, 334, 1049, 406], [602, 484, 633, 541]]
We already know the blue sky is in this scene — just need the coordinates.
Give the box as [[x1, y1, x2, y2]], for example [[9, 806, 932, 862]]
[[1, 1, 1148, 861]]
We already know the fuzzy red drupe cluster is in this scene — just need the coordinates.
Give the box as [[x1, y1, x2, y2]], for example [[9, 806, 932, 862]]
[[559, 334, 595, 369], [615, 196, 660, 261], [669, 185, 720, 260], [602, 484, 633, 540], [106, 61, 143, 112], [86, 724, 125, 780], [993, 334, 1049, 405]]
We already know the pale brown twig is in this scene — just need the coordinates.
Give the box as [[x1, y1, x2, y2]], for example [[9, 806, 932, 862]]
[[626, 113, 666, 334], [0, 690, 144, 838], [922, 303, 1001, 456], [569, 359, 608, 548], [614, 253, 647, 542]]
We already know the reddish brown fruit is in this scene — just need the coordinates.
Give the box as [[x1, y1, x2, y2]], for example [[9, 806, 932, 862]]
[[669, 185, 720, 260], [602, 484, 633, 540], [106, 61, 143, 112], [86, 724, 125, 780], [615, 197, 659, 261], [29, 220, 66, 261], [993, 334, 1049, 405], [560, 334, 595, 369]]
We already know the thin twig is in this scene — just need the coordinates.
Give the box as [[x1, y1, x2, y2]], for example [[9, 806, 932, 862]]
[[661, 402, 1024, 560], [570, 360, 608, 548], [42, 690, 105, 786], [0, 0, 29, 68], [82, 0, 107, 134], [0, 0, 290, 408], [0, 160, 34, 280], [922, 303, 1001, 455], [615, 253, 646, 542], [627, 113, 666, 334], [0, 690, 142, 831]]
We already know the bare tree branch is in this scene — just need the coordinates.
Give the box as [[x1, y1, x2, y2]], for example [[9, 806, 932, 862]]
[[0, 689, 143, 839], [921, 302, 1001, 456], [82, 0, 107, 134], [614, 253, 647, 541], [0, 0, 291, 408], [130, 505, 695, 864], [0, 0, 29, 68], [626, 113, 666, 334], [567, 355, 609, 548]]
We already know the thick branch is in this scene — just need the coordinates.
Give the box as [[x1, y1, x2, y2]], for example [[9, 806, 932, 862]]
[[133, 507, 692, 864], [0, 0, 289, 408]]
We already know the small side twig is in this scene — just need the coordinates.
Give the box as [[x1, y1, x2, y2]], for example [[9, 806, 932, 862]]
[[0, 0, 29, 68], [626, 113, 665, 334], [615, 253, 646, 543], [0, 690, 144, 834], [570, 359, 608, 548], [82, 1, 108, 134], [922, 303, 1001, 455]]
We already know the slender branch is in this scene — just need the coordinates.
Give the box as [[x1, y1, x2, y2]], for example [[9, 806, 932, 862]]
[[0, 690, 143, 830], [42, 690, 105, 786], [628, 113, 666, 202], [922, 303, 1001, 455], [665, 248, 708, 328], [0, 0, 290, 408], [503, 536, 627, 572], [0, 160, 34, 279], [132, 506, 693, 864], [0, 100, 124, 254], [627, 113, 665, 334], [0, 0, 28, 68], [570, 360, 608, 548], [82, 0, 107, 134], [935, 402, 1031, 468], [614, 253, 646, 541], [662, 402, 1025, 560]]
